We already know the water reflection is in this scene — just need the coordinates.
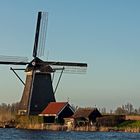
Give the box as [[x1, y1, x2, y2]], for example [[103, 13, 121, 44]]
[[0, 128, 140, 140]]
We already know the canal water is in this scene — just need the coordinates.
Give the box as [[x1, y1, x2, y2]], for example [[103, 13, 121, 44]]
[[0, 128, 140, 140]]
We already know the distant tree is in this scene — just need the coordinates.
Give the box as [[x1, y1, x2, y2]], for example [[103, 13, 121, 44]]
[[124, 103, 134, 114], [132, 107, 140, 115], [134, 109, 138, 114], [114, 103, 135, 115], [110, 109, 113, 114], [0, 102, 19, 122], [11, 102, 19, 114], [101, 107, 106, 114], [115, 107, 126, 115], [138, 108, 140, 114]]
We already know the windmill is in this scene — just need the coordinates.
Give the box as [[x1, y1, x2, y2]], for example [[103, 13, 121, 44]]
[[0, 12, 87, 115]]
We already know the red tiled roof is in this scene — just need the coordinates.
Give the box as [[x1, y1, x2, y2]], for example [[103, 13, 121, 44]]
[[40, 102, 68, 116]]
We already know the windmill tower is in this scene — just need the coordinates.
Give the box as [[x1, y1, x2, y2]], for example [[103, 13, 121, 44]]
[[0, 12, 87, 115]]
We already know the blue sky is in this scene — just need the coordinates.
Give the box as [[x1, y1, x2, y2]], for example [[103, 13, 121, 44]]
[[0, 0, 140, 111]]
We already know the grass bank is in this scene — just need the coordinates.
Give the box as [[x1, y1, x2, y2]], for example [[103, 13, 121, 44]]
[[117, 120, 140, 128]]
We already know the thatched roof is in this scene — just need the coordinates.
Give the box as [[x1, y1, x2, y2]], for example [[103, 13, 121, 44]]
[[73, 108, 99, 119]]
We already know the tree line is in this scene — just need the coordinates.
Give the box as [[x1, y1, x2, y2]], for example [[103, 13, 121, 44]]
[[115, 103, 140, 115], [100, 103, 140, 115]]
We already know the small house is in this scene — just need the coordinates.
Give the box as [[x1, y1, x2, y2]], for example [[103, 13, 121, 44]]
[[73, 108, 102, 126], [39, 102, 74, 124]]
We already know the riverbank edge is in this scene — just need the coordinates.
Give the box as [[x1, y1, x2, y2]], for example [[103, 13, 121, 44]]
[[15, 124, 140, 133], [1, 122, 140, 133]]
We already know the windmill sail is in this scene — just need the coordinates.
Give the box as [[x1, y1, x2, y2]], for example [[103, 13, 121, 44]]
[[44, 61, 88, 74], [33, 12, 48, 58], [0, 55, 28, 65]]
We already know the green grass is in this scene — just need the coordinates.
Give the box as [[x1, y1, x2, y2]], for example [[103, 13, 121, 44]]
[[117, 120, 140, 128]]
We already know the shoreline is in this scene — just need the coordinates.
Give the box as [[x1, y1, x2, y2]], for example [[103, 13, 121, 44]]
[[1, 123, 140, 133], [16, 124, 140, 133]]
